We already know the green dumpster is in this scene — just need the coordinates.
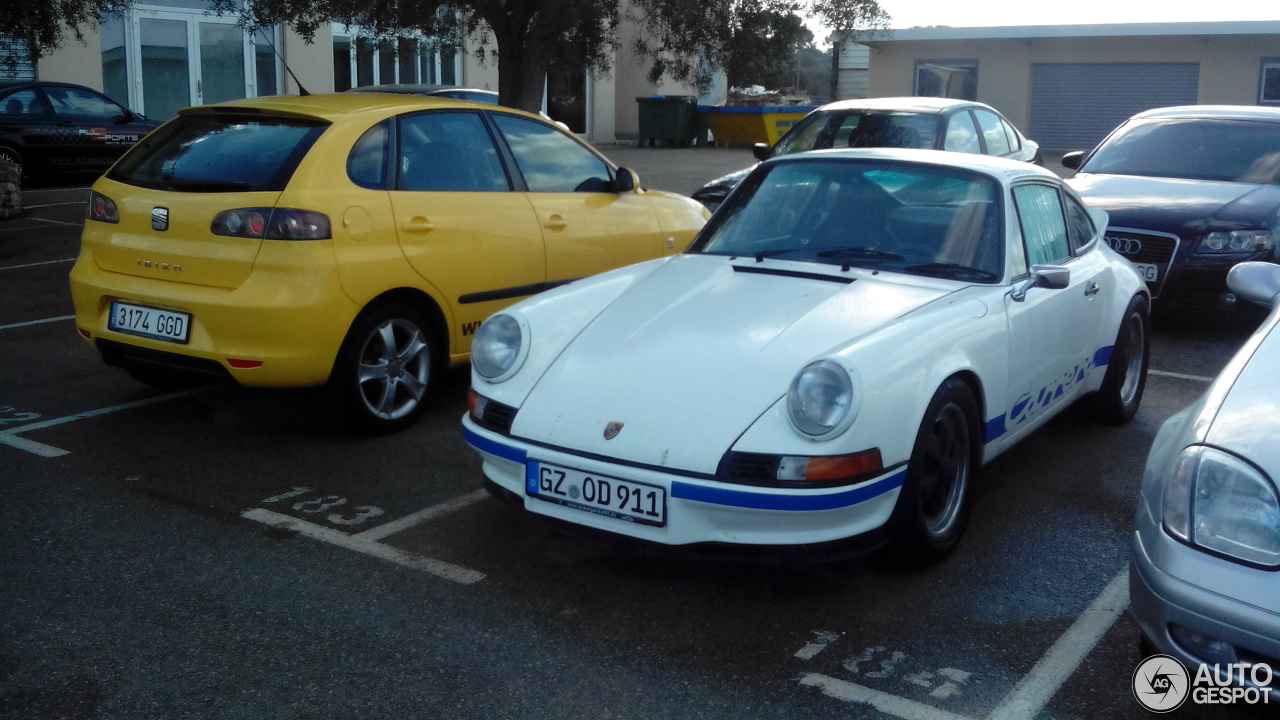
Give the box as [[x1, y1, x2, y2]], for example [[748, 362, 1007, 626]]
[[636, 95, 698, 146]]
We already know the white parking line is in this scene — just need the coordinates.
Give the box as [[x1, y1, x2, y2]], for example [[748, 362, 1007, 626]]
[[0, 258, 76, 271], [0, 388, 208, 457], [242, 507, 485, 585], [352, 488, 489, 541], [987, 569, 1129, 720], [797, 569, 1130, 720], [1149, 369, 1215, 383], [799, 674, 975, 720], [0, 315, 75, 331]]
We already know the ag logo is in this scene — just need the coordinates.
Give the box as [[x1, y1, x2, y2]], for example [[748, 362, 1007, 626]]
[[1133, 654, 1189, 712]]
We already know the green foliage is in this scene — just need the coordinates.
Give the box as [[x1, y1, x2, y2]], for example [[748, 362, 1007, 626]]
[[724, 5, 812, 89], [7, 0, 885, 111]]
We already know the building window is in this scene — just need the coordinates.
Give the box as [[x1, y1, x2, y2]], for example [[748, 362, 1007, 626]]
[[1260, 59, 1280, 105], [332, 25, 461, 91], [915, 59, 977, 101], [0, 33, 36, 81]]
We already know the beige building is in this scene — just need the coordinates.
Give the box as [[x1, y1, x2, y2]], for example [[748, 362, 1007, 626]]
[[16, 0, 711, 143], [846, 20, 1280, 150]]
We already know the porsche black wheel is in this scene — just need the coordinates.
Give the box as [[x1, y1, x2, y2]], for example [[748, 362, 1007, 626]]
[[888, 378, 980, 564]]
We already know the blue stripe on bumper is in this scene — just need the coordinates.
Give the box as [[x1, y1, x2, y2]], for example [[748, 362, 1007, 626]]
[[463, 426, 904, 513], [462, 425, 527, 464], [671, 470, 905, 511]]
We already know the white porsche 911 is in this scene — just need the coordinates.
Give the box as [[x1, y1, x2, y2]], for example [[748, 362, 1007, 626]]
[[462, 148, 1150, 562]]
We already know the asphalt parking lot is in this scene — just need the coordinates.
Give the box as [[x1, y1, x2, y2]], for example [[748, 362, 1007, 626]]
[[1, 151, 1270, 719]]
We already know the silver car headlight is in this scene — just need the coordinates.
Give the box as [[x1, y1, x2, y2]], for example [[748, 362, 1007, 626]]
[[471, 314, 528, 382], [1162, 445, 1280, 567], [1196, 230, 1273, 254], [786, 360, 857, 439]]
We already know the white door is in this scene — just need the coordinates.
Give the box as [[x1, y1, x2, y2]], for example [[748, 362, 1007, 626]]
[[1001, 182, 1105, 436]]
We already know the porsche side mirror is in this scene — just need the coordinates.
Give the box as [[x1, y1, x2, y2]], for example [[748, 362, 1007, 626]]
[[753, 143, 771, 161], [1227, 261, 1280, 308], [1060, 151, 1086, 170], [614, 167, 639, 193], [1011, 264, 1070, 302]]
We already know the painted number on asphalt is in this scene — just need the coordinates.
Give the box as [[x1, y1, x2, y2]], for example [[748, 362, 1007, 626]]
[[843, 646, 973, 699], [0, 405, 41, 425], [261, 487, 386, 527]]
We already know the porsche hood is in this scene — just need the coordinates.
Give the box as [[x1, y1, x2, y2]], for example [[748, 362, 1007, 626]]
[[509, 255, 956, 473]]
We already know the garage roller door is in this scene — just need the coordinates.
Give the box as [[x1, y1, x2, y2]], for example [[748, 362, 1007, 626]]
[[1029, 63, 1199, 151]]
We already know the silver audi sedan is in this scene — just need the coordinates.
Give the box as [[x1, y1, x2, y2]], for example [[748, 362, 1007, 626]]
[[1130, 261, 1280, 700]]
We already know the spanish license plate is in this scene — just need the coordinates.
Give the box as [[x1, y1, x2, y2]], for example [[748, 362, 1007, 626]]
[[1132, 262, 1159, 283], [528, 460, 666, 527], [107, 301, 191, 343]]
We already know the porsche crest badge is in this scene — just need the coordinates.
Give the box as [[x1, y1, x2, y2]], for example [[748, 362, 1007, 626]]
[[603, 422, 624, 440]]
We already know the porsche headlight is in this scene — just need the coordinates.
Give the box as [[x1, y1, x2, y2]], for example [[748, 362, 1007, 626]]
[[472, 314, 526, 381], [1196, 230, 1273, 254], [786, 360, 856, 438], [1162, 445, 1280, 568]]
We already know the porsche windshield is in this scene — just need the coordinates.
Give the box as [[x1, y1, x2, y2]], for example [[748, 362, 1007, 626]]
[[690, 158, 1003, 282], [1081, 118, 1280, 184]]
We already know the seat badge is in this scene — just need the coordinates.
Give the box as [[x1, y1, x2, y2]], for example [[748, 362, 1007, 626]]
[[152, 207, 169, 231], [603, 422, 624, 440]]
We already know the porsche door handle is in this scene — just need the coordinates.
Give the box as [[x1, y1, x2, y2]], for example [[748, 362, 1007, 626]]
[[543, 215, 568, 230], [1084, 281, 1101, 296], [401, 217, 435, 232]]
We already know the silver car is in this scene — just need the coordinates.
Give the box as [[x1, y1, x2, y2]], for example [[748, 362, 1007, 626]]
[[1130, 261, 1280, 700]]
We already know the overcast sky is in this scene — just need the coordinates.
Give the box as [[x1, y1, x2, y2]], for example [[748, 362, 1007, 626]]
[[807, 0, 1280, 46]]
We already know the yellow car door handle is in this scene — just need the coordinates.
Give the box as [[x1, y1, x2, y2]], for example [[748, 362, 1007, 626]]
[[401, 218, 435, 232], [543, 215, 568, 230]]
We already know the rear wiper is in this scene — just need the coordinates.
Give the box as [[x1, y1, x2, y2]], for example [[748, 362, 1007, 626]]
[[903, 263, 998, 281]]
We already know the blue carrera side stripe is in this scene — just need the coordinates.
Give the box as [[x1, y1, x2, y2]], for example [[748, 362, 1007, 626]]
[[670, 470, 906, 511], [462, 426, 527, 465], [1094, 345, 1114, 367], [984, 415, 1007, 444]]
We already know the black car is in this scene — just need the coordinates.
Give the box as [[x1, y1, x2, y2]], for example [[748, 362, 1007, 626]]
[[0, 81, 159, 180], [691, 96, 1042, 210], [1064, 106, 1280, 314]]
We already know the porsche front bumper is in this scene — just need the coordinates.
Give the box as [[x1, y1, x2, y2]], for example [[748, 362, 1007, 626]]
[[463, 416, 905, 548]]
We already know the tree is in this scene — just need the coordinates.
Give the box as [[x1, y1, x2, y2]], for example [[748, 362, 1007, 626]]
[[723, 5, 812, 90], [1, 0, 131, 68], [7, 0, 888, 113], [238, 0, 887, 111]]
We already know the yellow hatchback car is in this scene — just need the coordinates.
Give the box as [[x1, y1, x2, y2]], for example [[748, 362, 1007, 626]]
[[70, 93, 708, 431]]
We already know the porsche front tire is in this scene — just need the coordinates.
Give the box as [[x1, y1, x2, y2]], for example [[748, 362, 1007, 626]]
[[887, 378, 980, 564]]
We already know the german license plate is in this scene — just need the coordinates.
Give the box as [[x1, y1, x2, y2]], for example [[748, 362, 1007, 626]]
[[1132, 262, 1158, 282], [107, 301, 191, 343], [528, 460, 666, 527]]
